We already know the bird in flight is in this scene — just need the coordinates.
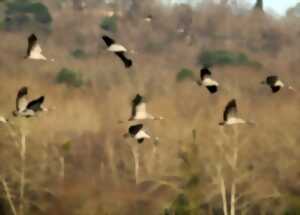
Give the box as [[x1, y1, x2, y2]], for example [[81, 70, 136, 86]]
[[128, 94, 164, 121], [26, 34, 48, 61], [261, 75, 295, 93], [219, 99, 254, 126], [124, 123, 151, 144], [144, 15, 153, 22], [197, 66, 219, 94], [13, 86, 48, 118], [102, 35, 132, 68]]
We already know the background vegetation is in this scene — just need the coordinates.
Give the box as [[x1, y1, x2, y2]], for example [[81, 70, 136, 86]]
[[0, 0, 299, 215]]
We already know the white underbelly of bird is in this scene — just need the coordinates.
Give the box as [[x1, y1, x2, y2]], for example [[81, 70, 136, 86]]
[[226, 117, 246, 125], [135, 130, 151, 139]]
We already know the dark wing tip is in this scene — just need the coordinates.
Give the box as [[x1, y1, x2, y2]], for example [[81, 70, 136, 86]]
[[207, 85, 218, 94], [266, 75, 278, 85], [267, 75, 278, 79], [129, 124, 143, 135], [227, 99, 237, 108], [223, 98, 237, 121], [125, 59, 133, 68], [132, 94, 143, 105], [28, 34, 37, 42], [39, 96, 45, 102], [18, 86, 28, 97], [200, 67, 212, 80], [102, 35, 115, 46], [26, 96, 45, 111]]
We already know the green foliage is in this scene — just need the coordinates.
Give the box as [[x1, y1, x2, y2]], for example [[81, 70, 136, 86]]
[[71, 49, 87, 59], [167, 194, 191, 215], [100, 16, 117, 33], [176, 68, 194, 82], [62, 140, 72, 153], [198, 50, 262, 68], [284, 207, 300, 215], [4, 0, 52, 30], [55, 68, 84, 88], [284, 195, 300, 215], [185, 175, 199, 188]]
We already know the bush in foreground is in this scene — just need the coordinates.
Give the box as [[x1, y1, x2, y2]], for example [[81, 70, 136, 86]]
[[55, 68, 84, 87], [176, 68, 194, 82], [198, 50, 262, 68]]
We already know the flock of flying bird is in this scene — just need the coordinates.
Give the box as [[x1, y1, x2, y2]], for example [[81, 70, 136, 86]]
[[0, 33, 296, 144]]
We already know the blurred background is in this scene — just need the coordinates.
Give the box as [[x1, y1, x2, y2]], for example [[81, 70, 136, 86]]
[[0, 0, 300, 214]]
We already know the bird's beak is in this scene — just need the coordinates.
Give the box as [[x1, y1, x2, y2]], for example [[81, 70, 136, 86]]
[[123, 133, 130, 138]]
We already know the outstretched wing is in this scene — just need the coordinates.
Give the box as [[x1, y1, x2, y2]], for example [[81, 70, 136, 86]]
[[107, 44, 127, 52], [223, 99, 238, 121], [129, 124, 143, 136], [115, 52, 132, 68], [131, 94, 143, 117], [26, 96, 45, 112], [102, 35, 115, 47], [27, 34, 37, 57], [266, 76, 278, 86], [200, 67, 211, 80], [16, 87, 28, 112]]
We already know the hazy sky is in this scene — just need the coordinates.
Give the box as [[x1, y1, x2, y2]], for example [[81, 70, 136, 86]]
[[172, 0, 299, 15], [249, 0, 298, 15]]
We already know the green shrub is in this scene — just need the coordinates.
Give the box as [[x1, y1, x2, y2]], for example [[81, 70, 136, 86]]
[[176, 68, 194, 82], [55, 68, 84, 87], [4, 0, 52, 30], [100, 16, 117, 33], [168, 194, 191, 215], [284, 207, 300, 215], [71, 49, 87, 59], [198, 50, 262, 68], [30, 3, 52, 24]]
